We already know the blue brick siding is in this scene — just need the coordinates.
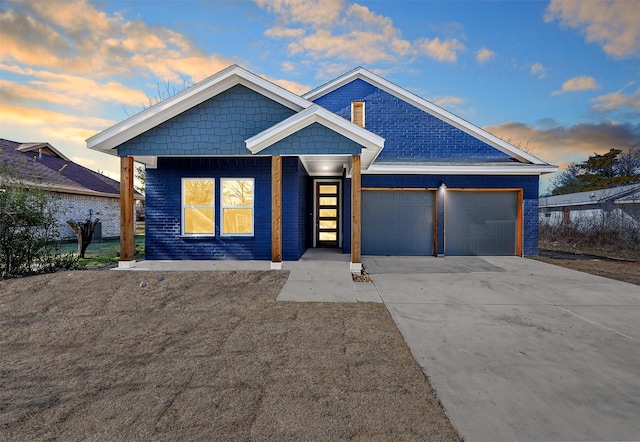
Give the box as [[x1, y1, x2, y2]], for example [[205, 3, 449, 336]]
[[342, 177, 351, 255], [282, 157, 311, 260], [360, 174, 540, 256], [145, 157, 272, 260], [313, 79, 511, 161], [260, 122, 362, 156], [117, 85, 296, 157]]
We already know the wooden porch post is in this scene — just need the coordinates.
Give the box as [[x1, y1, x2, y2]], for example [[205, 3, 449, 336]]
[[271, 156, 283, 269], [119, 156, 135, 267], [350, 155, 362, 271]]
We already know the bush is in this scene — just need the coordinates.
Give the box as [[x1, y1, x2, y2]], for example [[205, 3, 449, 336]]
[[0, 156, 77, 278], [539, 210, 640, 252]]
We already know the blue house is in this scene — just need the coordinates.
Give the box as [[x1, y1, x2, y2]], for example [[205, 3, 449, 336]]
[[87, 65, 557, 269]]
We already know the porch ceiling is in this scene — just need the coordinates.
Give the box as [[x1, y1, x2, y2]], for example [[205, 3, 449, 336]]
[[300, 155, 351, 176]]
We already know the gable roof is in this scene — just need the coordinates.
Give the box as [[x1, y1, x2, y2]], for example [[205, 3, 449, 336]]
[[1, 138, 139, 198], [539, 183, 640, 208], [87, 65, 313, 153], [303, 67, 551, 166], [245, 104, 384, 168]]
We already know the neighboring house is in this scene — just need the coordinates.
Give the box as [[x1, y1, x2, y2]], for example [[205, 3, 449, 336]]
[[87, 65, 557, 269], [0, 138, 141, 240], [539, 184, 640, 228]]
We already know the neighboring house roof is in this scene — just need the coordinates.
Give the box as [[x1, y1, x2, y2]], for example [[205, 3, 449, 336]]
[[539, 183, 640, 209], [1, 138, 140, 199]]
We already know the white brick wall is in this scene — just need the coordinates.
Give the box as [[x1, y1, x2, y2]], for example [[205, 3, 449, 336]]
[[53, 193, 122, 239]]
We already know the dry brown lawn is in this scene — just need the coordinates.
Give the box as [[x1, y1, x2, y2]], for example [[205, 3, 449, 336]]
[[0, 270, 459, 441], [536, 245, 640, 286]]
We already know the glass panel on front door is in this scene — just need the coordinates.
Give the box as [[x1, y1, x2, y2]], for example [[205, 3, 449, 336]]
[[316, 181, 340, 247]]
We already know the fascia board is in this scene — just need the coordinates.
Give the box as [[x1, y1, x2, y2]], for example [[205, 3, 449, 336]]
[[245, 106, 384, 153], [87, 65, 312, 152], [305, 67, 550, 166], [365, 164, 559, 175]]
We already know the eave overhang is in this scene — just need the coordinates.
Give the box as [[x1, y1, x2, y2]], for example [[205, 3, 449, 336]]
[[365, 164, 558, 175], [87, 65, 312, 154]]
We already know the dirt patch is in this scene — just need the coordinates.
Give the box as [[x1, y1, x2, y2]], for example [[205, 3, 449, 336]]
[[0, 270, 458, 441], [534, 255, 640, 286]]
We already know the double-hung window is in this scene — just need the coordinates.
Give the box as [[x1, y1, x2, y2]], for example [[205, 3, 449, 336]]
[[221, 178, 254, 235], [182, 178, 215, 236]]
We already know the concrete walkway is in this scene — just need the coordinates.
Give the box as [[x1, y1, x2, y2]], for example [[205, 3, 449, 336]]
[[122, 249, 381, 303]]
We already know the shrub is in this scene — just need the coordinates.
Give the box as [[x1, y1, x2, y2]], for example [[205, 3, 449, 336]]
[[0, 156, 77, 278]]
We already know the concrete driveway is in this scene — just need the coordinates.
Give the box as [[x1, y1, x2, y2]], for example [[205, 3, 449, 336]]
[[363, 256, 640, 442]]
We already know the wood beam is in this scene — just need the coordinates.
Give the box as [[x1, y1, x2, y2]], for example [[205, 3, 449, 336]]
[[351, 155, 361, 270], [271, 156, 282, 267], [119, 156, 135, 264]]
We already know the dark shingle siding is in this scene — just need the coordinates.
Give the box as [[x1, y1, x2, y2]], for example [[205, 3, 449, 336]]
[[117, 85, 296, 157]]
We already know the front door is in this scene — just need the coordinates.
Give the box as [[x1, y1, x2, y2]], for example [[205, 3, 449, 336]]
[[316, 181, 340, 247]]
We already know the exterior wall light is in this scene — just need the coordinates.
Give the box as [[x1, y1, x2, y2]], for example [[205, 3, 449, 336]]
[[439, 180, 447, 190]]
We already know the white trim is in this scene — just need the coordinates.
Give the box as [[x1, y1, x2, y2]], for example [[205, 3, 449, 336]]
[[365, 164, 558, 175], [181, 177, 216, 237], [350, 262, 362, 272], [87, 65, 313, 153], [220, 177, 255, 237], [351, 101, 365, 127], [270, 261, 282, 270], [136, 156, 157, 169], [118, 260, 136, 269], [18, 142, 70, 161], [245, 105, 384, 157], [304, 67, 551, 166]]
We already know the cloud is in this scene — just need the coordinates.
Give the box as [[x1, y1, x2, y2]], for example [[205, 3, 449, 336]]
[[591, 88, 640, 113], [257, 0, 465, 65], [265, 27, 306, 38], [254, 0, 344, 28], [432, 96, 465, 108], [484, 120, 640, 165], [0, 1, 235, 82], [259, 75, 310, 95], [530, 62, 546, 79], [416, 37, 465, 62], [0, 103, 114, 130], [552, 75, 600, 95], [281, 61, 296, 72], [476, 47, 496, 63], [545, 0, 640, 58]]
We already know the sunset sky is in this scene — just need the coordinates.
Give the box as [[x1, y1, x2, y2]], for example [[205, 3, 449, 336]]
[[1, 0, 638, 193]]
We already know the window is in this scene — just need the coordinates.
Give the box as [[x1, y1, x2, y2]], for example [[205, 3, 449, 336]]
[[221, 178, 254, 235], [351, 101, 365, 127], [182, 178, 215, 235]]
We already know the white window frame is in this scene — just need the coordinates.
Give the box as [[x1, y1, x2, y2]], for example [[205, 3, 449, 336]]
[[351, 101, 365, 127], [181, 178, 215, 237], [220, 178, 255, 237]]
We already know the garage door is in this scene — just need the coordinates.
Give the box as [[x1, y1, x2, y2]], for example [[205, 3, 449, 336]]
[[446, 191, 518, 256], [362, 190, 434, 255]]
